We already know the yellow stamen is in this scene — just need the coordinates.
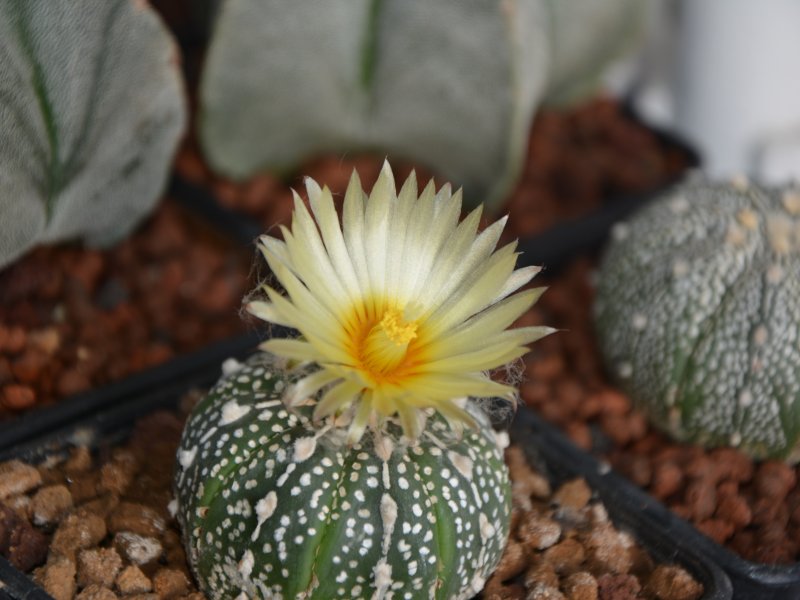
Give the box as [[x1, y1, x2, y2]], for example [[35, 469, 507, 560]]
[[360, 308, 418, 379]]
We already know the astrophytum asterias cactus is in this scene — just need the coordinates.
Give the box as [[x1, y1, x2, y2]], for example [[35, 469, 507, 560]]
[[198, 0, 642, 212], [0, 0, 186, 269], [175, 162, 550, 598], [175, 355, 511, 599], [594, 178, 800, 461]]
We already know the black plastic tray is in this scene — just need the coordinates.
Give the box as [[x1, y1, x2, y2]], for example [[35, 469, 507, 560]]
[[0, 349, 731, 599]]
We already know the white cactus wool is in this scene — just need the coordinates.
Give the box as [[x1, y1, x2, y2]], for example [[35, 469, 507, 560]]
[[248, 162, 551, 443]]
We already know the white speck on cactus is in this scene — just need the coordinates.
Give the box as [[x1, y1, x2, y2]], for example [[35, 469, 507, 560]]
[[669, 196, 690, 214], [178, 446, 197, 469], [752, 325, 769, 346], [767, 264, 785, 284], [238, 550, 255, 579], [221, 357, 245, 376], [220, 401, 251, 426], [739, 389, 754, 408], [611, 223, 629, 241], [783, 191, 800, 215], [631, 313, 648, 331], [448, 452, 474, 481], [293, 437, 317, 462], [672, 260, 690, 278], [617, 362, 633, 379]]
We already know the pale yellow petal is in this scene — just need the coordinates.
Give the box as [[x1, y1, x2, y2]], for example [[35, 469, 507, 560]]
[[314, 379, 364, 420]]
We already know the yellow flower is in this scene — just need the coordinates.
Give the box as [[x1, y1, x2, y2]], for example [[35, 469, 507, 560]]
[[248, 162, 551, 443]]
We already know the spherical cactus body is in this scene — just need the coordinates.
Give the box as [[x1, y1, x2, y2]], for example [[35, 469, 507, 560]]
[[175, 354, 511, 599], [594, 178, 800, 461]]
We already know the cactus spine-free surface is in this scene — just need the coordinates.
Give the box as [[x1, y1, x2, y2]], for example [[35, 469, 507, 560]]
[[0, 0, 186, 269], [175, 355, 511, 599], [199, 0, 641, 211], [594, 178, 800, 461]]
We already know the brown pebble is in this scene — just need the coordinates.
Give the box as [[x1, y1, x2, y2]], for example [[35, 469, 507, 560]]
[[563, 571, 598, 600], [528, 582, 566, 599], [645, 564, 704, 600], [108, 502, 165, 537], [77, 547, 123, 588], [1, 384, 36, 411], [65, 447, 93, 474], [0, 459, 42, 499], [524, 560, 560, 590], [116, 565, 153, 595], [685, 480, 717, 521], [0, 503, 48, 571], [754, 461, 796, 500], [31, 484, 73, 526], [3, 326, 27, 354], [715, 494, 752, 528], [651, 462, 683, 500], [57, 370, 92, 397], [152, 568, 190, 599], [553, 479, 592, 511], [519, 513, 562, 550], [596, 573, 641, 600], [542, 538, 585, 574], [29, 327, 61, 355], [695, 518, 735, 544], [584, 524, 633, 574], [100, 452, 138, 496], [38, 556, 77, 600], [51, 513, 107, 559], [492, 540, 527, 582], [76, 584, 119, 600], [113, 532, 163, 567]]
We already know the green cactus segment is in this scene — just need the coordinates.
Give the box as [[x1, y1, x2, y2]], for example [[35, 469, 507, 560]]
[[175, 354, 511, 599], [0, 0, 185, 269], [199, 0, 550, 212], [594, 179, 800, 461]]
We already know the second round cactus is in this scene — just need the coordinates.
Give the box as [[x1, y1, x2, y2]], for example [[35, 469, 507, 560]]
[[594, 178, 800, 461]]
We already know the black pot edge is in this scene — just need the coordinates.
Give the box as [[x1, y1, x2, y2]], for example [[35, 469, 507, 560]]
[[510, 410, 733, 600]]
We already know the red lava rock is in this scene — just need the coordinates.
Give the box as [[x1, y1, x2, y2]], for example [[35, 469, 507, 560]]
[[755, 461, 797, 500], [685, 480, 717, 521], [31, 485, 73, 526], [645, 565, 704, 600], [651, 462, 684, 500], [151, 568, 190, 599], [77, 547, 123, 588], [715, 494, 752, 528], [0, 460, 42, 498], [562, 571, 598, 600], [596, 573, 641, 600], [695, 518, 735, 544], [37, 556, 77, 600], [57, 369, 92, 397], [1, 384, 36, 410]]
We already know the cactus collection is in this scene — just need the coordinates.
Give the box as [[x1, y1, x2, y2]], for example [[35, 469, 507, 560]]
[[594, 178, 800, 461], [174, 163, 548, 597], [0, 0, 185, 269]]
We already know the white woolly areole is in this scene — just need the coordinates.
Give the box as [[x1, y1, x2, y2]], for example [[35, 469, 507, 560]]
[[219, 400, 251, 426], [221, 357, 244, 376]]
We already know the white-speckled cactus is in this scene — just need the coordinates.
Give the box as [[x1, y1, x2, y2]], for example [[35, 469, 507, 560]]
[[594, 178, 800, 461], [175, 355, 511, 599], [174, 163, 550, 597], [0, 0, 186, 269], [199, 0, 642, 211]]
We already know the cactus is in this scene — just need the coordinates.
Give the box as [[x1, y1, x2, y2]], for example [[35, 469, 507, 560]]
[[174, 162, 549, 597], [198, 0, 642, 212], [175, 355, 511, 599], [0, 0, 186, 269], [541, 0, 645, 106], [594, 178, 800, 461]]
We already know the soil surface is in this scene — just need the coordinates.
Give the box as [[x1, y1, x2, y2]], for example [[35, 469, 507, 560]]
[[0, 202, 250, 419], [175, 97, 693, 242], [522, 258, 800, 565], [0, 395, 701, 600]]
